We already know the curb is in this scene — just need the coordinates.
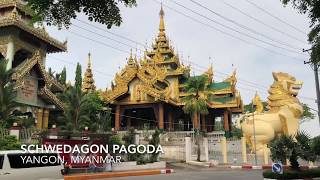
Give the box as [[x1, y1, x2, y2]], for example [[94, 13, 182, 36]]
[[229, 165, 318, 170], [64, 169, 174, 180]]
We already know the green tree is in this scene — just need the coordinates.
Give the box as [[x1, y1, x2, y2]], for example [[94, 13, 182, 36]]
[[281, 0, 320, 63], [149, 129, 161, 162], [82, 92, 104, 131], [61, 86, 89, 130], [0, 135, 21, 150], [269, 132, 316, 170], [182, 75, 209, 161], [0, 60, 17, 128], [75, 63, 82, 91], [59, 66, 67, 85], [244, 101, 269, 113], [182, 75, 209, 130], [27, 0, 137, 29], [301, 103, 316, 123], [312, 136, 320, 157]]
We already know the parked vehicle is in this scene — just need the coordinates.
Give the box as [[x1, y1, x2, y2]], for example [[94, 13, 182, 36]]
[[0, 150, 64, 180]]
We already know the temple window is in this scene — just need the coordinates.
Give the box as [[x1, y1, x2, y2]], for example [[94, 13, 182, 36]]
[[13, 49, 32, 68]]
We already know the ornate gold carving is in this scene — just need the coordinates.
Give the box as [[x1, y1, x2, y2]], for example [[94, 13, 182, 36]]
[[239, 72, 303, 154]]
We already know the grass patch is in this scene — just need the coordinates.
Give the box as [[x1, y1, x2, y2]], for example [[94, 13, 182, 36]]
[[263, 168, 320, 179]]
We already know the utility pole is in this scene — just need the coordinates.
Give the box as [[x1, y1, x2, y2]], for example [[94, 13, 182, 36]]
[[303, 48, 320, 125]]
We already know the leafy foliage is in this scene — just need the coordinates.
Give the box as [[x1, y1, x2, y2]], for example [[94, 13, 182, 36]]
[[27, 0, 137, 29], [269, 132, 316, 169], [182, 75, 209, 161], [0, 60, 18, 128], [149, 129, 161, 162], [60, 86, 90, 130], [59, 67, 67, 85], [75, 63, 82, 91], [122, 128, 137, 161], [182, 75, 209, 117], [263, 168, 320, 179], [0, 135, 21, 150], [312, 136, 320, 157], [243, 101, 269, 113]]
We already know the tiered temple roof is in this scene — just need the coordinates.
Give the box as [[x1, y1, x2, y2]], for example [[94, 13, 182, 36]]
[[0, 0, 66, 110], [82, 53, 96, 93], [101, 5, 243, 112]]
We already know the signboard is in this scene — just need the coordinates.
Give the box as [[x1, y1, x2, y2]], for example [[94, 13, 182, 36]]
[[272, 163, 283, 174], [17, 75, 38, 105]]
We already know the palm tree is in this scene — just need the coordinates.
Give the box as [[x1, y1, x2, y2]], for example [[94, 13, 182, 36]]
[[0, 59, 17, 128], [61, 86, 90, 130], [182, 75, 209, 161]]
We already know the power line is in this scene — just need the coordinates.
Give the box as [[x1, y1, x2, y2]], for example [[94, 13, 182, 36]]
[[68, 30, 130, 54], [62, 11, 316, 102], [72, 24, 141, 50], [172, 0, 305, 56], [188, 0, 305, 52], [152, 0, 305, 62], [244, 0, 306, 35], [47, 56, 115, 78], [221, 0, 307, 44], [74, 19, 146, 47]]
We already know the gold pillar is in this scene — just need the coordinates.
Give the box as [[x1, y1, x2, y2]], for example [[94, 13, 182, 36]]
[[221, 137, 227, 164], [223, 110, 230, 131], [36, 108, 43, 129], [201, 114, 206, 131], [158, 103, 164, 129], [263, 145, 269, 165], [42, 109, 49, 129], [168, 110, 173, 131], [241, 137, 247, 163], [115, 105, 120, 131]]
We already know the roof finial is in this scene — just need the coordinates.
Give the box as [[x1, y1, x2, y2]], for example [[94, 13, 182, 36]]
[[159, 1, 165, 32], [88, 52, 92, 68]]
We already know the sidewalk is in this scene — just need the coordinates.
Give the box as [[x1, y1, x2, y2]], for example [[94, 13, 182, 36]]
[[64, 169, 174, 180]]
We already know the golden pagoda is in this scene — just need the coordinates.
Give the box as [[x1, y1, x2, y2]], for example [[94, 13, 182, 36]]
[[0, 0, 66, 129], [101, 5, 243, 133], [82, 52, 96, 93]]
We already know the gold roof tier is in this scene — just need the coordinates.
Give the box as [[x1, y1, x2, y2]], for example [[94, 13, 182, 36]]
[[82, 52, 96, 93], [0, 1, 67, 53], [101, 5, 243, 112]]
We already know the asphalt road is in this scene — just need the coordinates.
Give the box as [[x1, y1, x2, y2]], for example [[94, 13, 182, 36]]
[[95, 163, 264, 180], [108, 170, 264, 180]]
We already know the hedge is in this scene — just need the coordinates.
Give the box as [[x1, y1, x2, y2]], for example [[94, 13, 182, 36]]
[[263, 168, 320, 179]]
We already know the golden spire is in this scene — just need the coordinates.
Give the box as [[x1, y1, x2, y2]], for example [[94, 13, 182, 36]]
[[82, 52, 96, 93], [127, 49, 136, 66], [252, 92, 264, 113], [88, 52, 92, 69], [159, 2, 165, 33], [205, 64, 214, 83]]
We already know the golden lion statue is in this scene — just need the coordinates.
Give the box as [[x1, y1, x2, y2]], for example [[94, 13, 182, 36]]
[[237, 72, 303, 154]]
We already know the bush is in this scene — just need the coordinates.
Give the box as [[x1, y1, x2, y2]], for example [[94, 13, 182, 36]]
[[0, 135, 21, 150], [263, 168, 320, 179], [312, 136, 320, 157], [148, 129, 161, 162], [269, 132, 316, 169]]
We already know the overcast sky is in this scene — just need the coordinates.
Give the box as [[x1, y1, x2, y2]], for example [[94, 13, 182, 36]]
[[45, 0, 320, 137]]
